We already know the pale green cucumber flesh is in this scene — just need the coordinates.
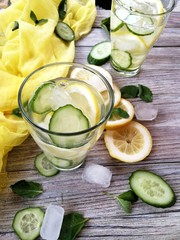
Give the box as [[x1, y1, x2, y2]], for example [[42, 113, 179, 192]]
[[129, 170, 176, 208]]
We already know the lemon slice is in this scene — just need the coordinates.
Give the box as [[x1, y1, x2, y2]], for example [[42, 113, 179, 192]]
[[101, 83, 121, 107], [111, 33, 147, 59], [70, 65, 113, 92], [104, 121, 152, 163], [113, 83, 121, 107], [65, 81, 101, 125], [106, 98, 134, 129]]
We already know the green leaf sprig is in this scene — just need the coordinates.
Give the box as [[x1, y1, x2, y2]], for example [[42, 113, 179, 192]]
[[110, 107, 129, 119], [11, 180, 43, 198], [101, 17, 110, 34], [103, 190, 138, 213], [120, 84, 153, 102], [12, 21, 19, 31], [58, 0, 67, 20], [12, 107, 22, 118], [30, 11, 48, 26], [59, 212, 89, 240]]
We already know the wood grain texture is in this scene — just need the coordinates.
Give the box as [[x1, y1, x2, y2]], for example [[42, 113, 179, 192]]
[[0, 8, 180, 240]]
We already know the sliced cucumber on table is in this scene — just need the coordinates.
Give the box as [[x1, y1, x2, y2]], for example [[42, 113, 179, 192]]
[[49, 104, 89, 148], [35, 152, 59, 177], [129, 170, 176, 208], [87, 41, 111, 66], [111, 49, 132, 69], [12, 207, 44, 240], [29, 81, 55, 114], [55, 21, 75, 41]]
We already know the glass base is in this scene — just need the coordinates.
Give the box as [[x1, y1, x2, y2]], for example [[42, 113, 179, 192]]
[[111, 61, 140, 77], [45, 153, 86, 171]]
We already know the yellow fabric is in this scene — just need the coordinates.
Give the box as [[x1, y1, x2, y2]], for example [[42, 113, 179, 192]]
[[0, 0, 96, 188]]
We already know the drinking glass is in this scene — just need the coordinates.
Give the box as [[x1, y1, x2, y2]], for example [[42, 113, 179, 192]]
[[18, 62, 114, 170], [110, 0, 175, 77]]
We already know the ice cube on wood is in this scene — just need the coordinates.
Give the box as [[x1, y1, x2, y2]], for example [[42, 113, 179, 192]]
[[82, 163, 112, 188], [135, 102, 158, 121], [40, 205, 64, 240]]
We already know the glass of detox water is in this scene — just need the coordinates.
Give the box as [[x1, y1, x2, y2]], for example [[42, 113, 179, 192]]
[[110, 0, 175, 77], [18, 62, 114, 170]]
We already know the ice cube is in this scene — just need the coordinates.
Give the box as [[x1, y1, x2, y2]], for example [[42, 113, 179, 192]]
[[50, 85, 72, 111], [82, 163, 112, 188], [135, 102, 158, 121], [40, 205, 64, 240]]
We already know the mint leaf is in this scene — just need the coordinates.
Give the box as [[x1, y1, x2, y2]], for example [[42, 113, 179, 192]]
[[138, 84, 153, 102], [101, 17, 110, 33], [30, 10, 38, 24], [12, 21, 19, 31], [58, 0, 67, 20], [120, 85, 139, 98], [118, 190, 138, 202], [11, 180, 43, 198], [59, 212, 89, 240], [116, 197, 132, 213], [111, 107, 129, 119], [12, 107, 22, 118], [38, 19, 48, 25], [30, 11, 48, 26]]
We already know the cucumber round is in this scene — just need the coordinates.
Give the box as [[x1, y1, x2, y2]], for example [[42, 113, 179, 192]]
[[49, 104, 89, 148], [126, 15, 154, 36], [12, 207, 44, 240], [111, 49, 132, 70], [55, 21, 75, 41], [87, 41, 111, 66], [48, 156, 72, 169], [29, 82, 55, 114], [129, 170, 176, 208], [35, 152, 59, 177]]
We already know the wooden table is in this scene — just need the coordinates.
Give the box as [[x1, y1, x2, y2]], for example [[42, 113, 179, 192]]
[[1, 5, 180, 240]]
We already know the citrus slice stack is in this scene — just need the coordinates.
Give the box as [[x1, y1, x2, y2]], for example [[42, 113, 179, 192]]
[[104, 121, 152, 163]]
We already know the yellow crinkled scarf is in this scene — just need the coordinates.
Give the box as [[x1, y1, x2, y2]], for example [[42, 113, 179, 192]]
[[0, 0, 96, 189]]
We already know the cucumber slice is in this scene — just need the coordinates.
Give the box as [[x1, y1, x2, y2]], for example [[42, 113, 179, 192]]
[[111, 12, 124, 32], [111, 7, 130, 32], [35, 152, 59, 177], [55, 22, 75, 41], [49, 104, 89, 148], [87, 41, 111, 66], [48, 156, 72, 169], [129, 170, 176, 208], [126, 15, 154, 36], [12, 207, 44, 240], [29, 82, 55, 114], [111, 49, 132, 69]]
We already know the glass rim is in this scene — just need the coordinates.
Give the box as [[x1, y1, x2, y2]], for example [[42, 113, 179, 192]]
[[18, 62, 114, 136], [114, 0, 176, 17]]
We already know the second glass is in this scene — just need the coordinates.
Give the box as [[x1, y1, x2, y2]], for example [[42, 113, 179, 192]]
[[110, 0, 175, 77]]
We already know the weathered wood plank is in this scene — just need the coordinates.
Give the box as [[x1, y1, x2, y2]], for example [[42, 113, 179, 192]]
[[0, 8, 180, 240]]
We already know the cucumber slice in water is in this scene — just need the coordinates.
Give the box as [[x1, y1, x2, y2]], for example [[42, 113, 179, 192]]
[[12, 207, 44, 240], [35, 152, 59, 177], [129, 170, 176, 208], [111, 49, 132, 69], [87, 41, 111, 66], [49, 104, 89, 148], [48, 156, 72, 169], [126, 15, 154, 36], [29, 82, 55, 114]]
